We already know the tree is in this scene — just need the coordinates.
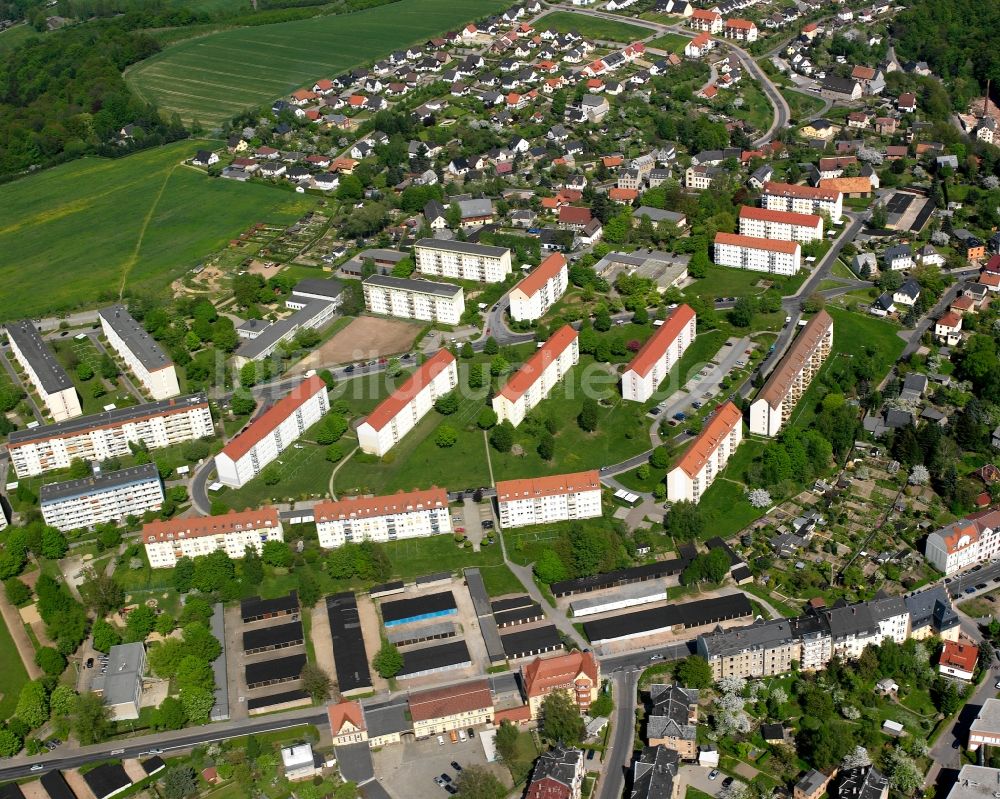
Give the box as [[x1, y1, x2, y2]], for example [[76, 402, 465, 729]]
[[49, 685, 76, 720], [909, 465, 930, 485], [156, 697, 187, 731], [483, 337, 499, 355], [676, 655, 713, 688], [540, 689, 585, 745], [261, 540, 293, 567], [176, 655, 215, 692], [728, 296, 756, 328], [665, 501, 703, 540], [92, 618, 121, 653], [490, 421, 514, 453], [77, 362, 94, 381], [164, 766, 199, 799], [230, 389, 256, 416], [73, 692, 112, 745], [0, 730, 22, 757], [181, 622, 222, 662], [455, 766, 506, 799], [650, 446, 669, 469], [79, 569, 125, 617], [15, 681, 49, 729], [802, 293, 826, 314], [373, 641, 404, 678], [490, 355, 509, 376], [435, 425, 458, 447], [173, 557, 195, 592], [477, 408, 498, 429], [155, 613, 175, 637], [325, 444, 345, 463], [124, 604, 157, 642], [179, 686, 215, 724], [495, 720, 520, 764], [40, 526, 68, 559], [241, 546, 264, 587], [578, 398, 599, 432], [35, 647, 66, 677], [4, 578, 31, 606], [149, 639, 187, 679], [435, 392, 460, 415], [300, 663, 333, 702], [193, 550, 236, 593], [537, 432, 555, 461], [594, 308, 612, 331]]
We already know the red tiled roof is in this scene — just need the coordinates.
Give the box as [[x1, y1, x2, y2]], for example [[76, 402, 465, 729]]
[[498, 325, 577, 402], [984, 254, 1000, 273], [715, 231, 800, 255], [819, 177, 872, 194], [513, 253, 567, 300], [609, 187, 639, 201], [327, 701, 366, 734], [739, 205, 822, 228], [675, 401, 742, 478], [522, 651, 599, 698], [559, 206, 592, 225], [762, 181, 841, 202], [625, 304, 696, 378], [408, 679, 492, 722], [691, 9, 719, 20], [757, 310, 833, 409], [937, 311, 962, 329], [940, 640, 979, 672], [315, 487, 448, 522], [496, 470, 600, 503], [221, 375, 326, 461], [690, 32, 711, 46], [725, 18, 755, 29], [851, 65, 876, 80], [362, 350, 456, 432], [818, 156, 858, 171], [143, 507, 280, 543]]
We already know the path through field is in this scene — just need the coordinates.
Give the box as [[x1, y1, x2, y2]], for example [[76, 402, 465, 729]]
[[118, 160, 183, 299]]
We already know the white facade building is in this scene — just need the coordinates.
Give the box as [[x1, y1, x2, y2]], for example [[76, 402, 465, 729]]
[[509, 253, 569, 322], [925, 509, 1000, 575], [214, 374, 329, 488], [760, 181, 844, 224], [314, 487, 451, 548], [493, 326, 578, 427], [99, 305, 180, 400], [737, 206, 824, 243], [5, 320, 82, 422], [7, 394, 214, 477], [713, 232, 802, 275], [357, 350, 458, 457], [363, 275, 466, 325], [496, 470, 602, 529], [621, 304, 696, 402], [40, 463, 164, 531], [143, 507, 284, 568], [666, 401, 743, 503], [414, 239, 512, 283]]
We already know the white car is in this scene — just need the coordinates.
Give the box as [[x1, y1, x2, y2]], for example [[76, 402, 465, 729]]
[[709, 770, 720, 780]]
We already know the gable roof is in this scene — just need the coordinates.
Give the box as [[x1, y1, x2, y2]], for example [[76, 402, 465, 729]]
[[625, 304, 696, 378], [498, 325, 577, 402], [362, 350, 456, 431], [327, 700, 366, 734], [220, 375, 326, 461], [522, 650, 599, 698], [674, 401, 742, 477], [408, 679, 492, 721], [513, 253, 567, 299]]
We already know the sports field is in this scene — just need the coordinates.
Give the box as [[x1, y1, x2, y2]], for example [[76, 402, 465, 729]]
[[0, 140, 315, 321], [127, 0, 509, 126]]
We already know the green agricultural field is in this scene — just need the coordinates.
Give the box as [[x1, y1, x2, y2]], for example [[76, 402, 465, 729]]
[[0, 141, 315, 321], [646, 32, 687, 53], [127, 0, 510, 126], [537, 11, 651, 42]]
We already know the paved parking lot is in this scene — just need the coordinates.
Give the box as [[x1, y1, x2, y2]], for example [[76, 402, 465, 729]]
[[375, 730, 508, 798]]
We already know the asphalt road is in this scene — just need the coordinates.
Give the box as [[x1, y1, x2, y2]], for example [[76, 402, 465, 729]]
[[596, 668, 640, 799]]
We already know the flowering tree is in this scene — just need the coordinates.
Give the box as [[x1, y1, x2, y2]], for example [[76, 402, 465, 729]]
[[908, 465, 930, 485], [841, 745, 872, 769], [747, 488, 772, 508]]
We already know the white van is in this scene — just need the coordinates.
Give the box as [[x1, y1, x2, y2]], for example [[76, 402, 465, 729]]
[[438, 736, 445, 746], [458, 730, 467, 742]]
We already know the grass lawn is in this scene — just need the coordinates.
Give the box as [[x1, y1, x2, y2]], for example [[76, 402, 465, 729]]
[[383, 535, 506, 582], [48, 338, 140, 416], [686, 265, 807, 301], [780, 87, 825, 120], [478, 563, 526, 597], [216, 437, 334, 509], [830, 259, 857, 279], [537, 10, 651, 41], [695, 476, 764, 538], [732, 80, 774, 135], [616, 465, 663, 493], [687, 789, 715, 799], [127, 0, 510, 126], [0, 141, 315, 321], [647, 32, 688, 53], [0, 615, 31, 720]]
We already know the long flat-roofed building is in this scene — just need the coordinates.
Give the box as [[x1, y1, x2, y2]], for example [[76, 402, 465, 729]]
[[414, 238, 512, 283], [314, 487, 451, 548], [749, 310, 833, 436], [509, 253, 569, 322], [713, 232, 802, 275], [99, 305, 180, 400], [363, 275, 466, 325], [760, 181, 843, 223], [493, 325, 578, 427], [41, 463, 163, 531], [357, 350, 458, 456], [142, 507, 284, 568], [496, 470, 602, 529], [4, 320, 81, 421], [214, 375, 328, 488], [621, 304, 696, 402], [6, 394, 214, 477], [667, 401, 742, 503], [738, 206, 824, 242]]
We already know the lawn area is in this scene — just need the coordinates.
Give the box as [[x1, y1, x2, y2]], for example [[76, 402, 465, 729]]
[[647, 32, 688, 53], [127, 0, 510, 126], [731, 80, 774, 135], [48, 338, 140, 416], [383, 534, 506, 582], [537, 10, 651, 41], [0, 141, 315, 321], [687, 789, 715, 799], [503, 514, 614, 568], [0, 615, 30, 720], [616, 465, 663, 493], [695, 476, 765, 538], [477, 563, 525, 597], [830, 259, 857, 279], [686, 265, 807, 301], [216, 437, 335, 509], [780, 87, 826, 120]]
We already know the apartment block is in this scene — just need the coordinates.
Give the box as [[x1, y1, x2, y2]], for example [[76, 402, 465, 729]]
[[363, 275, 466, 325], [760, 181, 843, 224], [526, 747, 585, 799], [723, 18, 757, 41], [970, 702, 1000, 751], [214, 375, 329, 488], [509, 253, 568, 322], [688, 8, 722, 32], [666, 401, 743, 503], [925, 509, 1000, 575], [749, 310, 833, 436], [40, 463, 163, 531], [738, 206, 824, 243], [356, 350, 458, 457], [408, 679, 495, 738], [647, 685, 699, 760], [143, 507, 284, 568], [496, 470, 602, 530], [493, 325, 578, 427], [414, 238, 512, 283], [5, 320, 81, 421], [522, 650, 600, 719], [99, 305, 180, 400], [621, 304, 696, 402], [713, 232, 802, 276], [314, 487, 451, 549], [697, 618, 800, 680], [6, 394, 214, 478]]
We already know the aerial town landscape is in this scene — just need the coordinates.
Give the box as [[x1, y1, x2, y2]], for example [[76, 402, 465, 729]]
[[0, 0, 999, 796]]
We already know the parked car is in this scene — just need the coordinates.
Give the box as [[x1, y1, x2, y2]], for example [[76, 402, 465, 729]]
[[451, 762, 462, 772], [467, 728, 476, 738], [437, 736, 445, 746], [709, 770, 719, 781], [445, 787, 458, 795], [723, 777, 734, 788], [440, 774, 452, 784], [673, 412, 686, 421]]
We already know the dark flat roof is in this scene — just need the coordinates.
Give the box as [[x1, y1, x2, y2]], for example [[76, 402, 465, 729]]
[[705, 537, 740, 566], [500, 625, 562, 658], [583, 594, 752, 643], [100, 305, 172, 372], [415, 237, 507, 257], [398, 640, 471, 676], [494, 604, 543, 626], [370, 580, 405, 596], [236, 298, 335, 360], [245, 653, 306, 684], [4, 320, 74, 394], [0, 784, 26, 799], [381, 591, 456, 624], [242, 620, 304, 651], [490, 595, 534, 613], [364, 274, 463, 298], [241, 591, 299, 621], [551, 556, 691, 597], [82, 764, 131, 799], [416, 571, 452, 585], [41, 771, 77, 799], [293, 278, 344, 299], [326, 592, 372, 693], [39, 463, 160, 503], [141, 757, 166, 775], [246, 688, 310, 711], [464, 567, 506, 664]]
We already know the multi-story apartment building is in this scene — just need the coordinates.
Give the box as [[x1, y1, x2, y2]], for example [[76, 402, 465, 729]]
[[509, 253, 569, 322], [666, 401, 743, 503], [314, 487, 451, 548], [356, 350, 458, 457], [7, 394, 214, 477], [749, 310, 833, 436], [362, 275, 465, 325], [713, 232, 802, 275], [414, 239, 512, 283], [646, 685, 700, 760], [99, 305, 180, 400], [40, 463, 163, 531], [214, 375, 329, 488], [723, 18, 758, 41], [697, 618, 800, 680], [685, 164, 723, 190], [492, 325, 578, 427], [825, 595, 909, 659], [5, 320, 82, 422], [760, 181, 843, 224], [408, 680, 495, 738], [688, 8, 722, 32], [925, 509, 1000, 575], [142, 507, 284, 568], [621, 304, 696, 402], [738, 206, 824, 243], [522, 650, 600, 719], [526, 747, 585, 799], [969, 701, 1000, 751], [496, 470, 602, 529]]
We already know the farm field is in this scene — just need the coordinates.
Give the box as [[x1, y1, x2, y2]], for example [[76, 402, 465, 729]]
[[0, 141, 315, 322], [537, 11, 651, 42], [126, 0, 510, 126]]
